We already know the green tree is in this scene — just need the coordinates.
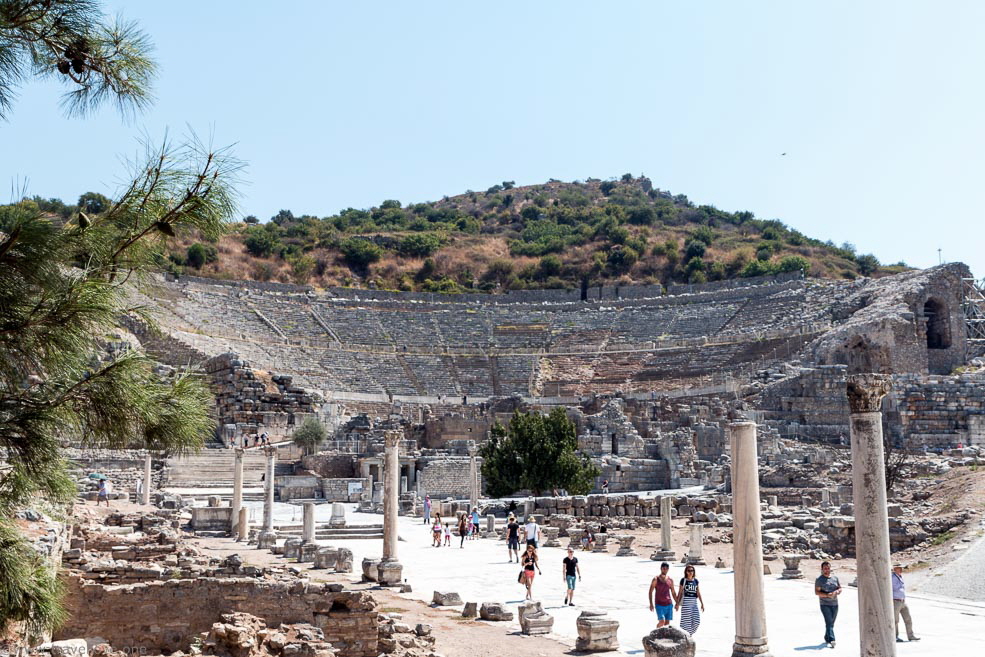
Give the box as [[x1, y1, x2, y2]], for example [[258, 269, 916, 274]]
[[397, 232, 445, 258], [244, 226, 277, 257], [0, 138, 237, 635], [340, 237, 383, 270], [186, 242, 217, 269], [77, 191, 110, 214], [292, 417, 326, 455], [479, 408, 600, 497], [856, 253, 880, 276], [0, 0, 156, 119], [777, 255, 809, 274]]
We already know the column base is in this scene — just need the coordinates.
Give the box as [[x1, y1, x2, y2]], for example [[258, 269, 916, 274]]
[[377, 559, 403, 586], [650, 550, 676, 561], [732, 642, 771, 657], [257, 530, 277, 550], [685, 556, 706, 565]]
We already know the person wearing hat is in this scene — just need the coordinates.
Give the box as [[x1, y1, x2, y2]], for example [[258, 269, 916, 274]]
[[506, 514, 521, 562], [524, 515, 541, 549], [892, 563, 920, 642]]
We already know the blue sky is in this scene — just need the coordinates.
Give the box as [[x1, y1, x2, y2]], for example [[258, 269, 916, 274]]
[[2, 1, 984, 277]]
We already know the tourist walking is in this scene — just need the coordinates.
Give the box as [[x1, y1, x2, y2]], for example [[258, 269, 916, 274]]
[[815, 561, 842, 648], [521, 544, 542, 600], [506, 514, 521, 562], [562, 548, 581, 606], [470, 507, 480, 539], [648, 562, 678, 628], [423, 495, 431, 524], [892, 564, 920, 643], [431, 517, 442, 547], [96, 479, 110, 507], [458, 513, 468, 548], [443, 522, 451, 546], [524, 515, 540, 548], [675, 565, 704, 635]]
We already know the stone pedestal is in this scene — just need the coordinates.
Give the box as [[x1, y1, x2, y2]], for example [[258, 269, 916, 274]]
[[329, 502, 346, 528], [336, 548, 353, 573], [518, 601, 554, 635], [576, 609, 619, 652], [767, 495, 778, 508], [847, 374, 897, 657], [541, 526, 561, 548], [298, 542, 316, 563], [257, 531, 276, 549], [313, 547, 340, 570], [377, 559, 404, 586], [686, 524, 705, 565], [567, 528, 585, 550], [142, 453, 152, 506], [486, 514, 496, 534], [781, 554, 804, 579], [729, 421, 772, 657], [613, 534, 637, 556], [643, 626, 696, 657], [591, 533, 608, 553], [237, 507, 249, 542]]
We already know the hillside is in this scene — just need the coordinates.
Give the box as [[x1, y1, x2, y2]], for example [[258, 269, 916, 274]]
[[28, 175, 903, 292]]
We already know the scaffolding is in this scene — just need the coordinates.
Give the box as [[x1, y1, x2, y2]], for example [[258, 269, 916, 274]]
[[961, 277, 985, 359]]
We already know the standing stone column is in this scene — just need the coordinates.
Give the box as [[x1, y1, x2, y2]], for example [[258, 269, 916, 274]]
[[846, 374, 896, 657], [729, 421, 771, 657], [237, 507, 250, 542], [651, 496, 675, 560], [231, 448, 244, 537], [686, 524, 706, 565], [302, 501, 315, 542], [379, 430, 403, 585], [468, 441, 478, 512], [141, 453, 152, 506], [257, 446, 278, 549]]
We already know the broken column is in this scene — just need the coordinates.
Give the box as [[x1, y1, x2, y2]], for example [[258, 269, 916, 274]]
[[468, 441, 478, 512], [141, 453, 152, 506], [518, 601, 554, 635], [230, 448, 244, 537], [729, 420, 772, 657], [329, 502, 346, 528], [378, 429, 403, 585], [302, 502, 315, 542], [846, 374, 896, 657], [613, 534, 637, 556], [257, 446, 277, 549], [237, 507, 249, 542], [651, 496, 675, 560], [576, 609, 620, 652], [686, 523, 705, 565]]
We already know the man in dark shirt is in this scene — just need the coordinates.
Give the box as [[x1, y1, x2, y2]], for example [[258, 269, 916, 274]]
[[562, 548, 582, 606], [815, 561, 842, 648], [506, 515, 520, 563]]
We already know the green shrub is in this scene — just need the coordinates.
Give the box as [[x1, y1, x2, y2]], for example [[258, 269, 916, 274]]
[[340, 237, 383, 269], [397, 232, 446, 258]]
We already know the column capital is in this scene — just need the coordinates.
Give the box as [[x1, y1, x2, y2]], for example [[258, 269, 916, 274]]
[[467, 440, 477, 457], [384, 430, 401, 448], [264, 446, 278, 458], [846, 373, 891, 413], [234, 447, 244, 458]]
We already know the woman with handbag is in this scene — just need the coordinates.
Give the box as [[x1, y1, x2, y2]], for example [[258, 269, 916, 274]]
[[520, 544, 542, 600]]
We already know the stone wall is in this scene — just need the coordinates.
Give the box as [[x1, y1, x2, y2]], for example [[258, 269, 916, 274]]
[[320, 477, 369, 502], [57, 577, 378, 657], [897, 372, 985, 447], [419, 458, 480, 499], [302, 454, 357, 478]]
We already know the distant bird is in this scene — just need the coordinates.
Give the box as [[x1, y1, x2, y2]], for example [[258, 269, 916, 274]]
[[781, 153, 787, 156]]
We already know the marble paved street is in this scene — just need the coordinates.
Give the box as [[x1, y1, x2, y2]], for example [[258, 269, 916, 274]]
[[252, 502, 985, 656]]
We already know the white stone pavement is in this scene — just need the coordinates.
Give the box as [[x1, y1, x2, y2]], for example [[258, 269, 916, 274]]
[[249, 502, 984, 656]]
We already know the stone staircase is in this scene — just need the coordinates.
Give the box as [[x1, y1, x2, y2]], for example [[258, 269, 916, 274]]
[[273, 522, 384, 540], [164, 450, 268, 488]]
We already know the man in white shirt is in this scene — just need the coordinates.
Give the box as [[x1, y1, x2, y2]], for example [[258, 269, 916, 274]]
[[524, 517, 540, 548]]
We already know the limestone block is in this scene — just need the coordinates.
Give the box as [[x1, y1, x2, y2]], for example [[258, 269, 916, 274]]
[[432, 591, 463, 606], [541, 527, 562, 548], [613, 534, 637, 556], [592, 533, 608, 553], [283, 538, 302, 559], [312, 547, 339, 570], [462, 602, 478, 618], [377, 560, 403, 586], [479, 602, 514, 621], [361, 557, 380, 582], [781, 554, 804, 579], [575, 609, 620, 652], [567, 528, 585, 549], [336, 548, 353, 573], [518, 601, 554, 635], [642, 626, 696, 657]]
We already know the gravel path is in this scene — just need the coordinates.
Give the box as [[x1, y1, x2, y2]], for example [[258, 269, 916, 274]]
[[909, 519, 985, 601]]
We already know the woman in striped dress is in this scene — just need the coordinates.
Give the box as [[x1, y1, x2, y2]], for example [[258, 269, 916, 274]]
[[675, 565, 705, 635]]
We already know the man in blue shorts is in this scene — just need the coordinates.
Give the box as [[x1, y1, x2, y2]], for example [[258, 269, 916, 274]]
[[648, 562, 678, 627]]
